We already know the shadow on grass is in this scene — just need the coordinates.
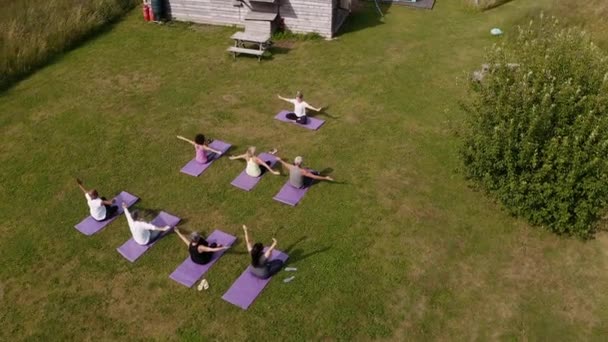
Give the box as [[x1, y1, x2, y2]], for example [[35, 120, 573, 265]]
[[319, 167, 334, 176], [319, 168, 348, 185], [270, 235, 332, 264], [309, 105, 340, 120], [284, 236, 308, 253], [335, 2, 387, 38], [134, 207, 164, 222], [269, 46, 291, 56], [287, 246, 332, 264]]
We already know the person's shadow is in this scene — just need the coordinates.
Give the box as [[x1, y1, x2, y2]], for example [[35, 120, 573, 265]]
[[287, 246, 332, 264], [280, 235, 332, 264], [309, 105, 339, 120], [316, 167, 348, 186]]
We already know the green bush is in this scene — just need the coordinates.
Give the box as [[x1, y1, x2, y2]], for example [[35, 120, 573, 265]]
[[0, 0, 139, 91], [461, 15, 608, 238]]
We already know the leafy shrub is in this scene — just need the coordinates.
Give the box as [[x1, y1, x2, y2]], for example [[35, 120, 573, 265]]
[[272, 30, 322, 42], [461, 15, 608, 238], [0, 0, 139, 91]]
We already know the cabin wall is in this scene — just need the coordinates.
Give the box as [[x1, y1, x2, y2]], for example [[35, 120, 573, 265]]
[[280, 0, 333, 38], [166, 0, 247, 27], [166, 0, 335, 38]]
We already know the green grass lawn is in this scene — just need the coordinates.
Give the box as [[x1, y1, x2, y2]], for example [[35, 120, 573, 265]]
[[1, 1, 608, 340]]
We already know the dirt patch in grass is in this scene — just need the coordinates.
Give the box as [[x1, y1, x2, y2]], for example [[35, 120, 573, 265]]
[[273, 40, 297, 49], [222, 94, 241, 104], [93, 71, 162, 96]]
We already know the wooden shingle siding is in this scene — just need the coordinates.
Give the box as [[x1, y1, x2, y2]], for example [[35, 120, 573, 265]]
[[281, 0, 333, 37], [166, 0, 335, 38], [167, 0, 246, 26]]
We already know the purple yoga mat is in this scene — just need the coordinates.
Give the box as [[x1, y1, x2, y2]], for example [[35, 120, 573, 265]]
[[180, 140, 232, 177], [74, 191, 139, 236], [274, 110, 325, 131], [273, 176, 316, 206], [222, 249, 289, 310], [230, 153, 278, 191], [116, 211, 181, 263], [169, 229, 237, 287]]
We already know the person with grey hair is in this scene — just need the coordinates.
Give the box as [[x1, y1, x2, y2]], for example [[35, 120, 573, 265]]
[[174, 228, 229, 265], [122, 202, 171, 245], [275, 155, 333, 188], [277, 91, 323, 124]]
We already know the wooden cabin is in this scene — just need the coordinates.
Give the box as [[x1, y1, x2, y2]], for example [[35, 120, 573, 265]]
[[166, 0, 351, 39]]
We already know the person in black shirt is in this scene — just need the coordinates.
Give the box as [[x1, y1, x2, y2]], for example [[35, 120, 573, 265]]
[[175, 228, 229, 265]]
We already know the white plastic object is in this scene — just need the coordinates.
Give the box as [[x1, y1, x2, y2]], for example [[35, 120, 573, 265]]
[[490, 28, 503, 36]]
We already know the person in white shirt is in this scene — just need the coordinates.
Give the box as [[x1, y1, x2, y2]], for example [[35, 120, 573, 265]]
[[277, 91, 323, 124], [122, 202, 171, 245], [76, 178, 117, 221]]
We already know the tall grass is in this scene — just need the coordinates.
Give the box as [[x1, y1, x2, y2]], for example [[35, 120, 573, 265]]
[[0, 0, 138, 90], [554, 0, 608, 47]]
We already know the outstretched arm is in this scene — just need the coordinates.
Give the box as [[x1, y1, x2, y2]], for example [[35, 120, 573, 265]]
[[176, 135, 195, 145], [302, 169, 333, 181], [275, 157, 292, 169], [277, 94, 293, 103], [229, 153, 248, 161], [264, 238, 277, 259], [242, 225, 252, 252], [122, 203, 135, 226], [256, 157, 280, 175], [174, 228, 191, 247], [305, 103, 323, 112], [142, 222, 171, 232], [199, 245, 229, 252], [201, 145, 222, 155], [76, 178, 88, 194]]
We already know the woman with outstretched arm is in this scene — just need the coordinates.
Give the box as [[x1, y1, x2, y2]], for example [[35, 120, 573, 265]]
[[242, 225, 283, 279], [277, 91, 322, 125], [276, 156, 333, 188], [229, 146, 280, 177], [75, 178, 117, 221], [176, 134, 222, 164], [174, 228, 229, 265]]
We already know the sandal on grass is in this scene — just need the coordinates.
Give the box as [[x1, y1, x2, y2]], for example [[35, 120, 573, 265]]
[[197, 279, 209, 291]]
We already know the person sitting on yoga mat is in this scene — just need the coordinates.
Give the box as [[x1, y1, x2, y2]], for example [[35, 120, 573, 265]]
[[242, 225, 283, 279], [229, 146, 280, 177], [177, 134, 222, 164], [174, 228, 229, 265], [76, 178, 118, 221], [276, 156, 333, 188], [277, 91, 322, 125], [122, 203, 171, 245]]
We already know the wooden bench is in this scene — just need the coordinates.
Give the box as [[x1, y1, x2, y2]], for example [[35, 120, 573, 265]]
[[227, 46, 265, 61]]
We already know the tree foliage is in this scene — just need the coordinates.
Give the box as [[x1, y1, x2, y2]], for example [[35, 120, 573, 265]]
[[461, 15, 608, 238]]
